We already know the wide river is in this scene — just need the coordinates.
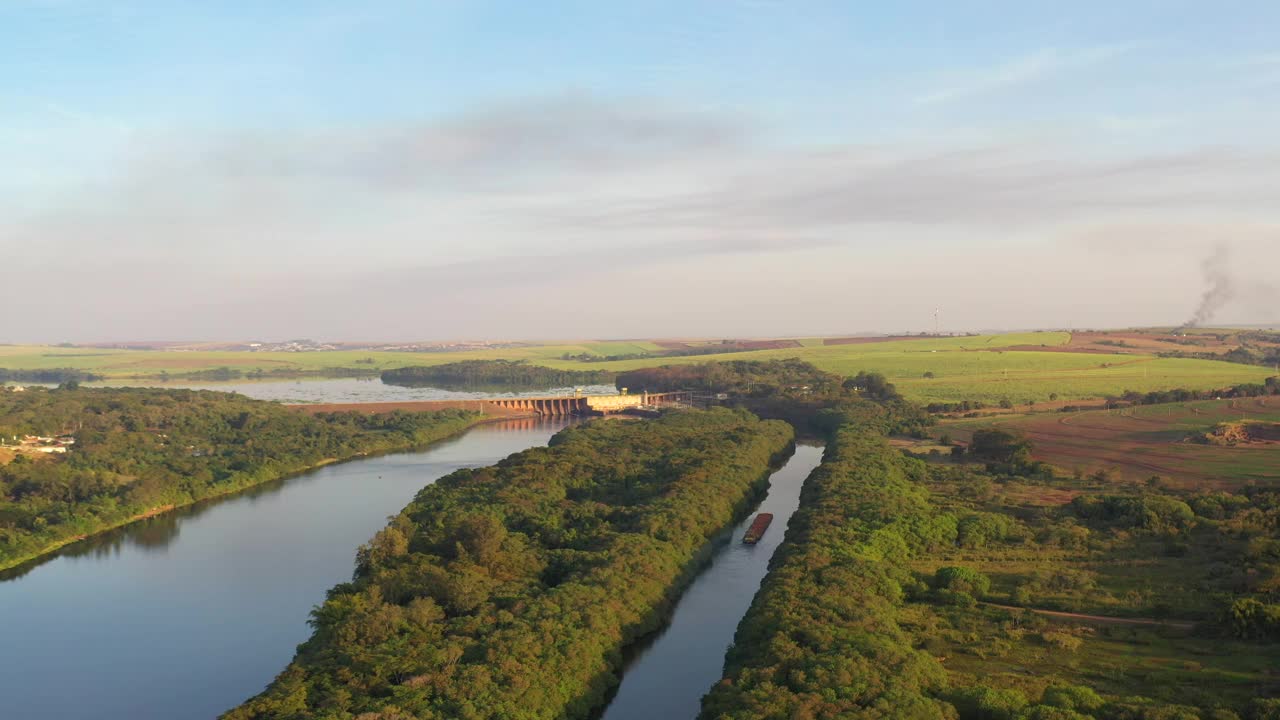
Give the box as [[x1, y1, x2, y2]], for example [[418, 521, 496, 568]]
[[0, 410, 822, 720], [0, 417, 572, 719]]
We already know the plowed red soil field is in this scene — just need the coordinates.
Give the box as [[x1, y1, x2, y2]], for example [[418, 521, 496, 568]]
[[944, 397, 1280, 490]]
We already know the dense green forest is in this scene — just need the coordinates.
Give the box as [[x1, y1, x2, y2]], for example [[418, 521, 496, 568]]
[[382, 360, 613, 388], [224, 409, 793, 720], [0, 387, 480, 571], [617, 359, 927, 436], [699, 425, 1280, 719], [699, 427, 957, 719], [617, 359, 846, 397]]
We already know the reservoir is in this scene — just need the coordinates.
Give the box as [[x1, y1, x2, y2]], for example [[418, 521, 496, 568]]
[[0, 417, 573, 720], [11, 377, 619, 404]]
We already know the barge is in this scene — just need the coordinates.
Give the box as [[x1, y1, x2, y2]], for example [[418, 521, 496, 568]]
[[742, 512, 774, 544]]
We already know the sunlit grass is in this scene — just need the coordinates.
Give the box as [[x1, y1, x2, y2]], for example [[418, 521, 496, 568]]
[[3, 331, 1272, 405]]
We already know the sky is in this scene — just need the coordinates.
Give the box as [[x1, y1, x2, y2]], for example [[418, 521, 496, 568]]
[[2, 0, 1278, 342]]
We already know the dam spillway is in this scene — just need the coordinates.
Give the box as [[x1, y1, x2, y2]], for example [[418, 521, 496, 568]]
[[292, 391, 690, 418]]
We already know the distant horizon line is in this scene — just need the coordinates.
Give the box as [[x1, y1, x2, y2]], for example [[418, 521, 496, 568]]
[[7, 323, 1279, 348]]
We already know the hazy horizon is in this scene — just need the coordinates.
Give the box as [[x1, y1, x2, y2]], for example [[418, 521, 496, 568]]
[[12, 322, 1280, 348], [4, 2, 1279, 343]]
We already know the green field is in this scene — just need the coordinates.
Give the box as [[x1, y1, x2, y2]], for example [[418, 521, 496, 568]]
[[3, 332, 1274, 405]]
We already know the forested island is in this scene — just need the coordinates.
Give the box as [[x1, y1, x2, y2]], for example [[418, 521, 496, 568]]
[[0, 386, 481, 571], [224, 409, 793, 720], [381, 360, 613, 388]]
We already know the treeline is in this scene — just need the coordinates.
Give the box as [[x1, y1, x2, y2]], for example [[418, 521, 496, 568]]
[[926, 378, 1280, 415], [382, 360, 613, 388], [176, 366, 379, 381], [565, 340, 799, 363], [0, 387, 480, 571], [616, 360, 927, 435], [224, 409, 793, 720], [1159, 342, 1280, 369], [617, 359, 845, 397], [0, 368, 104, 383], [1109, 379, 1279, 406]]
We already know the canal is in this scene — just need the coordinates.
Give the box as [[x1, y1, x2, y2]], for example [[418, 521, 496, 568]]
[[599, 443, 824, 720]]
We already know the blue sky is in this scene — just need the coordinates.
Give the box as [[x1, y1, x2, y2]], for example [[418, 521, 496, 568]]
[[3, 1, 1278, 340]]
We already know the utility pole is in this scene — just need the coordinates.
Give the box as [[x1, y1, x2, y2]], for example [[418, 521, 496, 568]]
[[934, 308, 940, 336]]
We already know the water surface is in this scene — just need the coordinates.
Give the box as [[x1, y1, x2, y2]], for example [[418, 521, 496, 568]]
[[599, 443, 825, 720], [0, 417, 572, 720], [9, 377, 618, 404]]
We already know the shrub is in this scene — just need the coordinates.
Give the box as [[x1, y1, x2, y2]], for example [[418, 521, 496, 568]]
[[1040, 685, 1105, 714], [1250, 698, 1280, 720], [1040, 630, 1083, 652], [951, 686, 1029, 720], [1227, 598, 1280, 640], [935, 566, 992, 598]]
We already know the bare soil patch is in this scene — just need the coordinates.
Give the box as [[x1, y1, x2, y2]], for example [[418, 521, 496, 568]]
[[944, 398, 1280, 490]]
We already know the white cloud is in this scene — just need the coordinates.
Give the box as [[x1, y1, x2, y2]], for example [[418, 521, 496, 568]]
[[915, 45, 1132, 105], [3, 94, 1278, 341]]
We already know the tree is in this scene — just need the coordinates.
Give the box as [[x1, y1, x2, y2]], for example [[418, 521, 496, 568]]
[[934, 565, 991, 597], [845, 371, 901, 401], [969, 429, 1033, 467]]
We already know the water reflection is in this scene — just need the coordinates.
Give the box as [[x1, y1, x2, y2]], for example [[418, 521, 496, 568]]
[[599, 443, 825, 720], [2, 417, 564, 585], [0, 417, 573, 720], [27, 377, 620, 404]]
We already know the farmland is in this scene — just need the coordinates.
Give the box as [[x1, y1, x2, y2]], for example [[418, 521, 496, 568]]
[[942, 397, 1280, 490], [2, 331, 1275, 405], [904, 482, 1280, 714]]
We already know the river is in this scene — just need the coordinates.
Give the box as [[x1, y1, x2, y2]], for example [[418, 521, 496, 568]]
[[0, 418, 823, 720], [598, 443, 824, 720], [0, 417, 574, 720]]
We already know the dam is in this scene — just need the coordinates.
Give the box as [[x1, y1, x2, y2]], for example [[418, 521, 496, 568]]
[[293, 391, 691, 418]]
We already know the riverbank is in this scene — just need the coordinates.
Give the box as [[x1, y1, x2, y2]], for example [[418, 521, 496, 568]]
[[0, 402, 487, 574], [1, 418, 582, 720], [224, 410, 794, 720], [599, 443, 823, 720]]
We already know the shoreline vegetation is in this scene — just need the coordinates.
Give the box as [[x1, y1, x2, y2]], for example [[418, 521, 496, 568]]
[[0, 386, 484, 573], [223, 409, 794, 720]]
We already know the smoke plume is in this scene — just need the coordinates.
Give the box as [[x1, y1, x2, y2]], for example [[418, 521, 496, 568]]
[[1181, 244, 1235, 329]]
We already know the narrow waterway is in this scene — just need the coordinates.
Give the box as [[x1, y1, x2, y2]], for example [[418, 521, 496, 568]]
[[599, 443, 825, 720], [0, 417, 573, 720]]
